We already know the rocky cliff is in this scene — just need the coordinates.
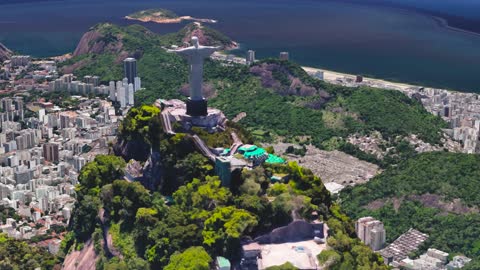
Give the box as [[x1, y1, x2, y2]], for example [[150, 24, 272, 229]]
[[61, 23, 154, 75], [70, 22, 235, 59], [72, 23, 149, 59], [177, 22, 238, 50], [250, 62, 330, 98], [0, 42, 12, 62], [61, 22, 237, 78], [113, 138, 151, 163], [114, 138, 164, 191]]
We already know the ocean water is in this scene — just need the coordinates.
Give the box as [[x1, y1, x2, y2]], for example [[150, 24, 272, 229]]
[[0, 0, 480, 92]]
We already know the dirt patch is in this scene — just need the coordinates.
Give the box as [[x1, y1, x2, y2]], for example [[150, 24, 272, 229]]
[[392, 197, 403, 211], [250, 63, 330, 100], [365, 197, 404, 212], [60, 58, 91, 74], [62, 239, 98, 270], [365, 199, 387, 211], [409, 194, 478, 214], [267, 143, 380, 187], [365, 194, 478, 215]]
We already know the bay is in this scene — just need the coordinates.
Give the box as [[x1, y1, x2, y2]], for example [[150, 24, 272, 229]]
[[0, 0, 479, 91]]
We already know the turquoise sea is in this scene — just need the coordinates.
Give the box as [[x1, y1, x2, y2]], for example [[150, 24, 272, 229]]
[[0, 0, 480, 92]]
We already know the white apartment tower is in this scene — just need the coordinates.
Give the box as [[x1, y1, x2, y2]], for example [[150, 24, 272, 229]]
[[355, 217, 386, 251], [246, 50, 255, 65], [134, 77, 141, 92], [127, 83, 134, 106], [109, 81, 116, 101]]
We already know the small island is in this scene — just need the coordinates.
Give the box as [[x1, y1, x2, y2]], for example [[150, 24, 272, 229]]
[[125, 8, 217, 24]]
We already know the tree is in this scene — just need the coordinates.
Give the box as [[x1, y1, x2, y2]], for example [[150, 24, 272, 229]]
[[102, 180, 152, 223], [238, 177, 261, 196], [175, 153, 213, 183], [119, 105, 161, 145], [318, 249, 342, 267], [144, 206, 203, 268], [173, 176, 232, 218], [265, 262, 298, 270], [203, 206, 258, 256], [237, 167, 266, 195], [272, 193, 317, 225], [71, 195, 101, 241], [0, 233, 59, 269], [133, 207, 160, 256], [463, 259, 480, 270], [77, 155, 126, 194], [164, 246, 212, 270]]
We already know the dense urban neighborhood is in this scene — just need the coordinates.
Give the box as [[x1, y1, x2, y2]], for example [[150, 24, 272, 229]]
[[0, 14, 477, 270]]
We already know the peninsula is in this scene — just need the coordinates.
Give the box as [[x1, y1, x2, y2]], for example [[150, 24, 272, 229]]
[[125, 8, 217, 24]]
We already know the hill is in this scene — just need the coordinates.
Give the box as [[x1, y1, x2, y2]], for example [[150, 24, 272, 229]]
[[340, 152, 480, 265], [60, 23, 446, 167], [160, 22, 237, 49], [125, 8, 217, 24], [0, 42, 12, 62], [62, 105, 386, 270], [30, 23, 456, 269], [127, 8, 178, 20], [60, 23, 160, 81], [72, 23, 157, 58], [0, 233, 60, 269], [60, 22, 237, 83]]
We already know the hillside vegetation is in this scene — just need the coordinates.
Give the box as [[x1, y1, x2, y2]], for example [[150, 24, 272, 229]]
[[340, 152, 480, 265], [0, 233, 59, 269], [18, 22, 463, 269], [127, 8, 178, 20], [59, 23, 446, 169], [61, 109, 387, 269]]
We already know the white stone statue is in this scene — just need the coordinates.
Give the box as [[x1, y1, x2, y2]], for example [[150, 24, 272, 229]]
[[171, 36, 220, 101]]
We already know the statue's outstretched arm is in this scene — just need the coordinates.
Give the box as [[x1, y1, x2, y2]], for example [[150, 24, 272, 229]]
[[204, 46, 221, 55], [168, 48, 193, 58]]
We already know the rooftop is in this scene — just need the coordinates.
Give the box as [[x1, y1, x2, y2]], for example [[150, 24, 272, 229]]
[[257, 240, 326, 270], [379, 228, 429, 264], [216, 256, 231, 268]]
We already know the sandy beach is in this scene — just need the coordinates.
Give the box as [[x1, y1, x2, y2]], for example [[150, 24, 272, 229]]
[[301, 66, 418, 92]]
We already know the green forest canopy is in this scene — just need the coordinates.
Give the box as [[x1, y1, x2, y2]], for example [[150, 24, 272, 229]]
[[340, 152, 480, 264], [62, 23, 445, 155], [66, 113, 385, 269]]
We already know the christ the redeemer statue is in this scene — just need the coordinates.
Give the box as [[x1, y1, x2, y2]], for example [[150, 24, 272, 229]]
[[171, 36, 220, 116]]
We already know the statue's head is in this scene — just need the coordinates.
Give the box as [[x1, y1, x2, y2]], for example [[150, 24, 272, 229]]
[[191, 36, 199, 48]]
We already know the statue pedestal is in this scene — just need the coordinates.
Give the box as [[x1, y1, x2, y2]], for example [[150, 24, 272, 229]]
[[186, 98, 208, 116]]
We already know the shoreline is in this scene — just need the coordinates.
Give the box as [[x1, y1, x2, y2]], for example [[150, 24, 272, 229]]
[[212, 51, 471, 95], [428, 14, 480, 38], [399, 7, 480, 37], [124, 15, 217, 24], [300, 65, 477, 100], [301, 66, 419, 92], [300, 62, 475, 94], [391, 5, 480, 38], [340, 0, 480, 37]]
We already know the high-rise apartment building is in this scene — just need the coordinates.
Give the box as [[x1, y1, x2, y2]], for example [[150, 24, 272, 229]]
[[355, 217, 386, 251], [123, 58, 137, 85], [43, 143, 60, 163], [279, 51, 289, 61], [246, 50, 255, 65]]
